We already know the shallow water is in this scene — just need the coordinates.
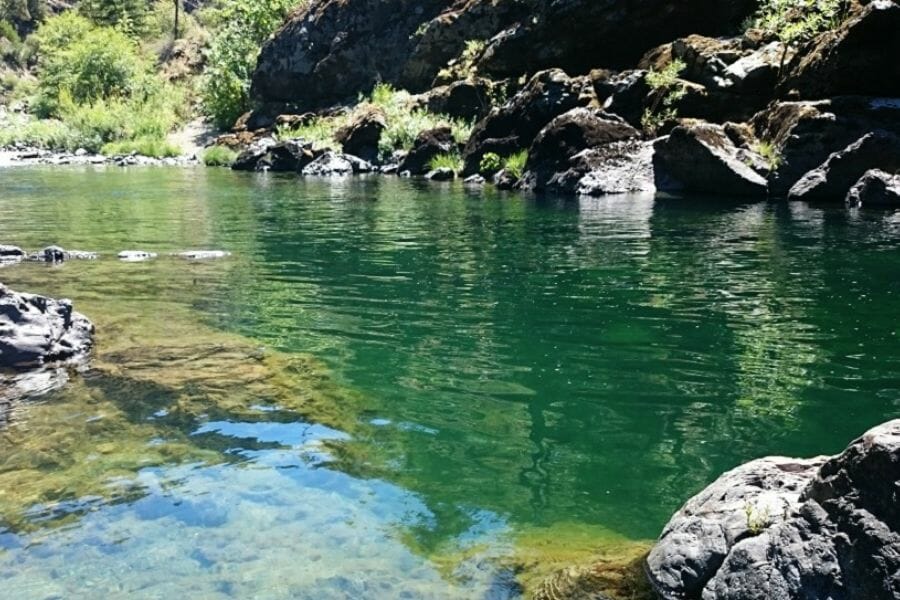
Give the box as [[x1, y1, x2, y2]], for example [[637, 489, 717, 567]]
[[1, 166, 899, 598]]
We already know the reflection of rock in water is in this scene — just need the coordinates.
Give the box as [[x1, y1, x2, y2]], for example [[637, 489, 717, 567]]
[[0, 367, 72, 427]]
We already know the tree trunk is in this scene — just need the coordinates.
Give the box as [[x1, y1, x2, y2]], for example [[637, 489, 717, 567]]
[[173, 0, 180, 39]]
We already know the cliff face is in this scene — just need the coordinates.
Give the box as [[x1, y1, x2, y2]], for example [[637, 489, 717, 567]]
[[250, 0, 756, 111]]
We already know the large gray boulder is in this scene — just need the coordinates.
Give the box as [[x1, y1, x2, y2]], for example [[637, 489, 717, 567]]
[[647, 419, 900, 600], [653, 123, 768, 197], [788, 131, 900, 201], [0, 284, 94, 369]]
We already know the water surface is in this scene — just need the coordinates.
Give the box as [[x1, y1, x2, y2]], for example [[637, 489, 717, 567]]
[[1, 167, 898, 597]]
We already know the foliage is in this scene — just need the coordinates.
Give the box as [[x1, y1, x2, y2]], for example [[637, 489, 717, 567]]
[[201, 144, 238, 166], [437, 39, 486, 82], [744, 502, 770, 536], [754, 140, 783, 170], [0, 113, 83, 150], [503, 150, 527, 179], [79, 0, 149, 37], [0, 18, 19, 44], [200, 0, 298, 129], [428, 152, 463, 173], [641, 58, 687, 135], [0, 0, 46, 29], [479, 151, 502, 175], [275, 116, 342, 150], [751, 0, 847, 46], [101, 136, 181, 157]]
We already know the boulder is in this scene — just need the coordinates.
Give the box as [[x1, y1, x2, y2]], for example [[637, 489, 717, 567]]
[[752, 97, 900, 196], [418, 78, 495, 121], [476, 0, 757, 79], [232, 138, 320, 173], [569, 141, 658, 196], [0, 284, 94, 369], [26, 246, 98, 263], [788, 131, 900, 201], [398, 127, 455, 175], [301, 151, 355, 176], [0, 245, 25, 263], [493, 169, 519, 190], [779, 0, 900, 99], [520, 107, 640, 191], [462, 69, 594, 175], [653, 123, 768, 197], [846, 169, 900, 207], [647, 419, 900, 600], [592, 69, 650, 127], [425, 167, 455, 181], [335, 107, 387, 164]]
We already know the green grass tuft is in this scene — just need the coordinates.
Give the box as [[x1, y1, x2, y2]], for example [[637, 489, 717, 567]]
[[202, 145, 238, 167], [428, 152, 463, 173]]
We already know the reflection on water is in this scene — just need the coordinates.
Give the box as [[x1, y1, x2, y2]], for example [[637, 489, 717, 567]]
[[1, 167, 899, 598]]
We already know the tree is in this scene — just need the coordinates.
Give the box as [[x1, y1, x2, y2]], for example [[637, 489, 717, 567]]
[[79, 0, 148, 36]]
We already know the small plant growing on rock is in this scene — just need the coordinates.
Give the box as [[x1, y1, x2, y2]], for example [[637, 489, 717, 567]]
[[641, 59, 687, 136], [479, 151, 502, 175], [437, 39, 486, 83], [751, 0, 849, 71], [744, 502, 770, 536], [754, 140, 783, 170], [428, 151, 463, 173], [503, 150, 527, 179]]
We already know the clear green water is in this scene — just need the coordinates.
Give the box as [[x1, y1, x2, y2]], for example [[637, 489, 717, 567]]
[[1, 166, 899, 598]]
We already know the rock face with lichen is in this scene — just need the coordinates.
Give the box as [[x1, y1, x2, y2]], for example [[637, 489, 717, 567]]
[[0, 284, 94, 370], [646, 419, 900, 600]]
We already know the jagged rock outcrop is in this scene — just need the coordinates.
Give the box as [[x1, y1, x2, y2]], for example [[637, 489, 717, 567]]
[[475, 0, 757, 79], [398, 126, 456, 175], [301, 151, 355, 176], [519, 107, 640, 192], [0, 284, 94, 369], [462, 69, 594, 175], [232, 137, 322, 172], [752, 97, 900, 196], [779, 0, 900, 99], [653, 123, 768, 196], [788, 131, 900, 201], [647, 419, 900, 600], [416, 78, 496, 121], [846, 169, 900, 207]]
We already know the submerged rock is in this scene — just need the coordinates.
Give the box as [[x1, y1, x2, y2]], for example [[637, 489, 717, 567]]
[[27, 246, 99, 263], [0, 245, 25, 263], [425, 167, 455, 181], [118, 251, 158, 262], [647, 419, 900, 600], [0, 284, 94, 369], [846, 169, 900, 207], [175, 251, 231, 260], [653, 123, 768, 197]]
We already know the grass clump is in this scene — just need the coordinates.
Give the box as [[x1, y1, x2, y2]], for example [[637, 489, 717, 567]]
[[101, 136, 180, 157], [754, 140, 782, 170], [503, 149, 527, 179], [641, 58, 687, 135], [276, 116, 343, 150], [202, 144, 238, 166], [428, 152, 463, 173]]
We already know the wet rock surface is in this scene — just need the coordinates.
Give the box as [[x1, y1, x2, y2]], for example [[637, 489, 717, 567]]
[[846, 169, 900, 207], [647, 419, 900, 600], [0, 284, 94, 370]]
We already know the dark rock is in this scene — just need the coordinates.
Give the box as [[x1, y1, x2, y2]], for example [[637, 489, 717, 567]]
[[418, 78, 495, 121], [476, 0, 757, 79], [462, 69, 594, 175], [335, 107, 387, 164], [302, 152, 355, 176], [592, 69, 650, 127], [779, 0, 900, 99], [569, 141, 657, 196], [0, 245, 25, 263], [846, 169, 900, 207], [343, 154, 376, 174], [26, 246, 98, 263], [231, 138, 276, 171], [398, 127, 455, 175], [520, 107, 639, 191], [463, 174, 485, 185], [0, 284, 94, 369], [232, 138, 320, 172], [653, 123, 768, 196], [752, 97, 900, 196], [425, 167, 455, 181], [647, 419, 900, 600], [788, 131, 900, 201], [493, 169, 518, 190]]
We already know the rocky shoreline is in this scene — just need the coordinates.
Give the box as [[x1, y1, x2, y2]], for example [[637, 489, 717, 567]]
[[0, 147, 200, 168]]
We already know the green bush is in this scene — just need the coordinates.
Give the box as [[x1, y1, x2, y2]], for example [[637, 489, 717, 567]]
[[752, 0, 847, 46], [202, 144, 238, 166], [201, 0, 298, 128], [641, 58, 687, 135], [275, 116, 343, 150], [0, 19, 20, 44], [503, 150, 527, 179], [0, 114, 83, 150], [428, 152, 463, 173], [479, 151, 502, 175], [79, 0, 149, 37]]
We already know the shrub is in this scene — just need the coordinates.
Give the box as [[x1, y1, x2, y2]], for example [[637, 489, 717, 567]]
[[202, 144, 237, 166], [479, 151, 502, 175], [0, 114, 83, 150], [275, 116, 343, 150], [101, 136, 181, 157], [641, 58, 687, 135], [503, 150, 527, 179], [754, 140, 783, 170], [0, 19, 20, 44], [200, 0, 298, 129], [79, 0, 149, 37], [750, 0, 849, 70], [437, 39, 486, 82], [428, 152, 463, 173]]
